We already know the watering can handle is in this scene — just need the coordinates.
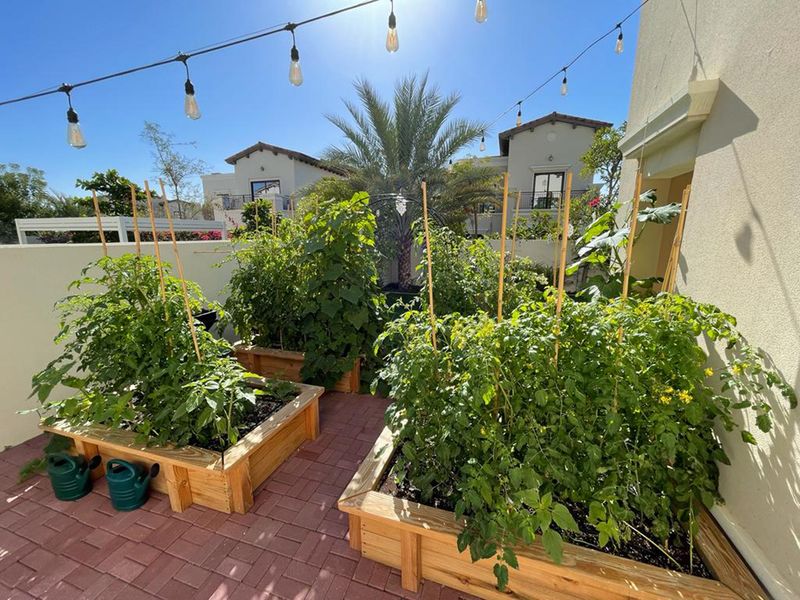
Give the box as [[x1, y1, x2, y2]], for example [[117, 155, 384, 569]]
[[87, 455, 102, 470], [106, 459, 137, 477], [47, 452, 77, 469], [149, 464, 160, 479]]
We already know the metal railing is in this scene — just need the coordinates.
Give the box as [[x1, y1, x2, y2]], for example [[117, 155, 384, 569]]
[[218, 194, 293, 211], [476, 190, 590, 213]]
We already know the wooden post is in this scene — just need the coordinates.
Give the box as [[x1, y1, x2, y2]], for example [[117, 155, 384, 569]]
[[553, 172, 573, 367], [497, 173, 510, 322], [144, 181, 167, 303], [400, 530, 422, 592], [348, 514, 362, 551], [164, 464, 193, 512], [552, 193, 564, 287], [510, 190, 522, 262], [91, 191, 108, 256], [663, 184, 692, 293], [271, 199, 278, 236], [129, 185, 141, 255], [254, 199, 259, 231], [159, 179, 202, 362], [620, 170, 643, 300], [421, 180, 437, 351]]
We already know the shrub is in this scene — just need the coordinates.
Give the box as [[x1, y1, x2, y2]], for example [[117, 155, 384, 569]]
[[31, 254, 262, 449], [376, 294, 795, 589], [225, 192, 384, 388], [421, 226, 547, 315]]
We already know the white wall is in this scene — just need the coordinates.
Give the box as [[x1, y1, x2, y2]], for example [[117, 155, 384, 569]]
[[0, 241, 233, 449], [619, 1, 800, 595], [488, 239, 562, 267], [505, 122, 596, 194]]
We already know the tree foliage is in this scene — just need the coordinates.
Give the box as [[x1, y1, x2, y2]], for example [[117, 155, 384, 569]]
[[376, 296, 796, 589], [580, 123, 625, 210], [76, 169, 149, 216], [0, 164, 50, 243]]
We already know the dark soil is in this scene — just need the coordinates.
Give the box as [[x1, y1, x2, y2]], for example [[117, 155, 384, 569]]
[[379, 450, 712, 579]]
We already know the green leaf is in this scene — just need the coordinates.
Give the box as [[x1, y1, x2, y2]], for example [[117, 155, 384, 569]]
[[638, 203, 681, 224], [741, 430, 757, 445], [552, 503, 579, 532], [541, 528, 563, 563], [493, 563, 509, 591]]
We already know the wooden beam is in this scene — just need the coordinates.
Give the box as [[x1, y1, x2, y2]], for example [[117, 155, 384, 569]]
[[348, 514, 363, 551], [400, 530, 422, 592], [227, 461, 254, 514], [620, 170, 643, 300], [663, 184, 692, 293], [305, 397, 320, 440], [164, 464, 193, 512]]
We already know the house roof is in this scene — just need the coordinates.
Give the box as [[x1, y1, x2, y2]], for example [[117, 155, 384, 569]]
[[224, 142, 346, 176], [498, 112, 613, 155]]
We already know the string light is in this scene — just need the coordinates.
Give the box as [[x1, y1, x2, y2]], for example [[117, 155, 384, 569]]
[[474, 0, 487, 23], [287, 25, 303, 86], [516, 102, 522, 127], [615, 24, 624, 54], [386, 0, 398, 52], [178, 54, 201, 120], [479, 133, 486, 152], [560, 68, 568, 96], [60, 85, 86, 149]]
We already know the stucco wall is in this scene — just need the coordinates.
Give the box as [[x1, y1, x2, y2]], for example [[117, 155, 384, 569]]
[[619, 1, 800, 595], [0, 241, 233, 450]]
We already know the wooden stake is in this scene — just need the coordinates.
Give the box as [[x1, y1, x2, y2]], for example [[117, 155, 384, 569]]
[[497, 173, 510, 322], [254, 199, 259, 231], [553, 171, 573, 367], [510, 190, 522, 263], [159, 179, 202, 362], [552, 193, 564, 287], [663, 184, 692, 293], [271, 199, 277, 236], [129, 185, 141, 255], [144, 181, 167, 303], [421, 180, 437, 351], [91, 191, 108, 256], [620, 170, 643, 300]]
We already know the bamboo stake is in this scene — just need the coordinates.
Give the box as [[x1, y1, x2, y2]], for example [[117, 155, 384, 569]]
[[552, 193, 564, 287], [254, 199, 259, 231], [497, 173, 510, 322], [91, 191, 108, 256], [421, 180, 437, 351], [271, 198, 278, 236], [663, 184, 692, 293], [620, 170, 643, 300], [143, 181, 167, 303], [129, 185, 141, 255], [510, 190, 522, 263], [159, 179, 202, 362], [553, 171, 573, 367]]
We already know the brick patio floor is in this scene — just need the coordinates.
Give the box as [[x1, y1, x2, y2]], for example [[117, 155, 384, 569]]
[[0, 392, 479, 600]]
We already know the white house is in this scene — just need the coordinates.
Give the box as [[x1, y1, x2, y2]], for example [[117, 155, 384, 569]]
[[464, 112, 612, 235], [201, 142, 344, 229]]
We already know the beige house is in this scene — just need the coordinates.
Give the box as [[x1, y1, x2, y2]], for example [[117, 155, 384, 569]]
[[464, 112, 611, 235], [201, 142, 344, 228], [618, 1, 800, 596]]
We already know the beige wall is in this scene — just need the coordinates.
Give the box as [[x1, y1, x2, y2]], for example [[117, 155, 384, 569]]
[[0, 241, 233, 450], [619, 1, 800, 595]]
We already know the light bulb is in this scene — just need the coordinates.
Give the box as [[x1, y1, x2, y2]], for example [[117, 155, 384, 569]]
[[184, 80, 201, 119], [289, 45, 303, 86], [516, 109, 522, 127], [615, 32, 624, 54], [479, 135, 486, 152], [66, 107, 86, 149], [475, 0, 487, 23], [386, 10, 399, 52], [561, 75, 568, 96]]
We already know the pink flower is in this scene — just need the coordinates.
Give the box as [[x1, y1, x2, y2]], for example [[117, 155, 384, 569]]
[[589, 196, 600, 208]]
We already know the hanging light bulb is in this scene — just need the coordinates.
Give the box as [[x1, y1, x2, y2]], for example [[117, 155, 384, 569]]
[[479, 133, 486, 152], [288, 26, 303, 86], [178, 55, 201, 119], [516, 102, 522, 127], [60, 85, 86, 149], [615, 24, 624, 54], [561, 69, 568, 96], [474, 0, 487, 23], [386, 0, 399, 52]]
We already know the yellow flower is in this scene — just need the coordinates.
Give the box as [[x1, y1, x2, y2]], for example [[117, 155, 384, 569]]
[[704, 368, 714, 377], [677, 390, 692, 404], [664, 386, 674, 394], [732, 364, 742, 375], [659, 395, 671, 405]]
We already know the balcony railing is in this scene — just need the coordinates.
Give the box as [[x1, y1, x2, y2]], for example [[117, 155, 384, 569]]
[[476, 190, 590, 213], [218, 194, 293, 211]]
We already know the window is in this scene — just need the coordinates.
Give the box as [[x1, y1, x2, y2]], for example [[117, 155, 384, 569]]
[[250, 179, 281, 200], [531, 172, 564, 209]]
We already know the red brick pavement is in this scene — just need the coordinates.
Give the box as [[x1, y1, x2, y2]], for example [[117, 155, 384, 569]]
[[0, 392, 480, 600]]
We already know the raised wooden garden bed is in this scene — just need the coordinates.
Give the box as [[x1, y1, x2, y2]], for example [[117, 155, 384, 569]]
[[42, 382, 323, 514], [234, 343, 361, 393], [338, 427, 769, 600]]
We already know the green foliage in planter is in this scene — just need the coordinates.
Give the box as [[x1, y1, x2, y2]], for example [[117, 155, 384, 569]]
[[421, 226, 548, 315], [376, 295, 795, 588], [226, 192, 385, 388], [31, 254, 262, 450]]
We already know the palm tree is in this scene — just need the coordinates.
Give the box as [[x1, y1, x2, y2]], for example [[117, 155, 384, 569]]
[[324, 74, 485, 288]]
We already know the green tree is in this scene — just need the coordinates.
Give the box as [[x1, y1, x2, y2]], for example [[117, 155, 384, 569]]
[[436, 159, 502, 236], [324, 74, 485, 288], [0, 164, 50, 243], [76, 169, 149, 216], [580, 123, 625, 210]]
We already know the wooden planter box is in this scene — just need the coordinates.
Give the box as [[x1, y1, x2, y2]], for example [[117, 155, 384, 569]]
[[338, 427, 769, 600], [42, 382, 324, 514], [234, 343, 361, 393]]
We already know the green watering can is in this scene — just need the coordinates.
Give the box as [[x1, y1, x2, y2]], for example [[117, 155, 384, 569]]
[[106, 459, 160, 511], [46, 452, 102, 501]]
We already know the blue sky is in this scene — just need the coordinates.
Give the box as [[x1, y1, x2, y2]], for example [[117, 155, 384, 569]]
[[0, 0, 640, 195]]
